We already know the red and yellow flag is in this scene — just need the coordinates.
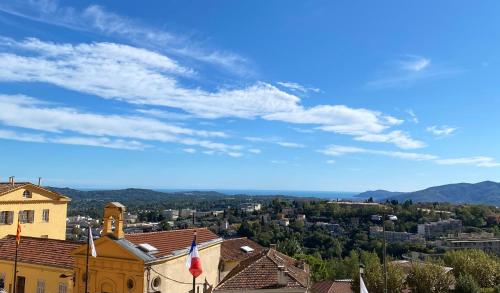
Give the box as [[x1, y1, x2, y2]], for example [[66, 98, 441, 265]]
[[16, 220, 21, 245]]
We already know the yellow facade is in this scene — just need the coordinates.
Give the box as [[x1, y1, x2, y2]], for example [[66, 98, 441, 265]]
[[0, 184, 69, 240], [0, 260, 73, 293], [72, 234, 222, 293]]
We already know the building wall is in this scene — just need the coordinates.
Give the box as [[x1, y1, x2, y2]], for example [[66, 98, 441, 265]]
[[0, 260, 73, 293], [149, 243, 221, 293], [0, 188, 68, 240]]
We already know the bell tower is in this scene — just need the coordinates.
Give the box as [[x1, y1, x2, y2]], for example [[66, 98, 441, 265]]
[[103, 202, 126, 239]]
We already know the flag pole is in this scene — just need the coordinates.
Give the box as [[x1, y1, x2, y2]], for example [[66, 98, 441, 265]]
[[192, 232, 197, 293], [84, 224, 91, 293], [13, 219, 20, 293]]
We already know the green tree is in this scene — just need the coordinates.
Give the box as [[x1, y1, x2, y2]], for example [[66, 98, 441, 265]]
[[407, 262, 455, 293], [455, 274, 480, 293], [444, 250, 500, 288], [387, 263, 406, 293]]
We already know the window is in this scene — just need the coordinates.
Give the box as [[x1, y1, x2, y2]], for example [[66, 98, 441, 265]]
[[19, 211, 34, 224], [0, 211, 13, 225], [127, 279, 134, 290], [22, 190, 32, 199], [36, 280, 45, 293], [152, 277, 161, 289], [42, 210, 49, 222], [58, 283, 67, 293]]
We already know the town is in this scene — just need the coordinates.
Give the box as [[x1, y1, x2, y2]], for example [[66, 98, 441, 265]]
[[0, 178, 498, 293]]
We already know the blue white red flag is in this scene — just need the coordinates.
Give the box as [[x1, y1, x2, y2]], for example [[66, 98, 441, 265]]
[[186, 233, 203, 278]]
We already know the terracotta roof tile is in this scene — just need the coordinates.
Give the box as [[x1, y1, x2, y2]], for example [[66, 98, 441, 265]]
[[311, 280, 354, 293], [221, 237, 264, 262], [0, 182, 30, 195], [215, 248, 309, 291], [125, 228, 219, 258], [0, 235, 80, 269]]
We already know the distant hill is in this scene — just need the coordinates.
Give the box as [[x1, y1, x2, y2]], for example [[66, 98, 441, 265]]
[[47, 187, 227, 202], [386, 181, 500, 205], [356, 190, 405, 199]]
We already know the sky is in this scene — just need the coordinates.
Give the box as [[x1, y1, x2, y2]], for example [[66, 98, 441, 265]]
[[1, 0, 500, 191]]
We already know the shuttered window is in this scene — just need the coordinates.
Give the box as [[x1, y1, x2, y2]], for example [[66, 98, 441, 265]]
[[36, 280, 45, 293], [0, 211, 13, 225], [19, 210, 34, 224]]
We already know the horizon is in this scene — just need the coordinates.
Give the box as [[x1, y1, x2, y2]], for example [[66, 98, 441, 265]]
[[2, 1, 500, 191]]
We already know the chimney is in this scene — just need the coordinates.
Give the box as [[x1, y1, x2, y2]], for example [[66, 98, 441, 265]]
[[8, 176, 14, 186], [269, 244, 277, 250], [277, 265, 288, 286], [38, 177, 42, 186]]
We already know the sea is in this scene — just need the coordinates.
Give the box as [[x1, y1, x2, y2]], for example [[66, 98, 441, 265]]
[[156, 189, 362, 200]]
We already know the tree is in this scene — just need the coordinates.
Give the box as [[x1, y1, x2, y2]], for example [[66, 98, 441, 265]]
[[455, 273, 480, 293], [444, 249, 500, 288], [407, 262, 455, 293], [387, 263, 405, 293]]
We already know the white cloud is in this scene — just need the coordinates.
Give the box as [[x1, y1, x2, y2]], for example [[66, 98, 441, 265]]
[[228, 152, 243, 158], [0, 95, 243, 154], [271, 160, 287, 164], [0, 1, 249, 74], [276, 142, 306, 148], [355, 130, 426, 149], [320, 145, 499, 167], [326, 160, 335, 164], [277, 81, 320, 93], [401, 56, 431, 72], [248, 148, 262, 154], [0, 128, 149, 150], [407, 109, 419, 123], [436, 157, 500, 168], [427, 125, 457, 137], [182, 148, 197, 154], [0, 37, 420, 149], [244, 137, 306, 149]]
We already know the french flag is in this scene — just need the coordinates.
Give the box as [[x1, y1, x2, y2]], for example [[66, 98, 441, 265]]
[[186, 233, 203, 278]]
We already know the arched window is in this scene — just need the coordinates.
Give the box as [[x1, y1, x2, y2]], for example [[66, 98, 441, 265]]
[[22, 190, 32, 199]]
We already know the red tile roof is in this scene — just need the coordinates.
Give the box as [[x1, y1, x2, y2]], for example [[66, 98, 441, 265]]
[[311, 280, 354, 293], [0, 235, 80, 269], [221, 237, 265, 262], [215, 248, 309, 291], [0, 182, 31, 195], [125, 228, 220, 258]]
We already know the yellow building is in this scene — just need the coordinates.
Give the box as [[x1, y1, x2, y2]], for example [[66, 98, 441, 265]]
[[0, 178, 70, 240], [0, 235, 79, 293], [72, 202, 222, 293]]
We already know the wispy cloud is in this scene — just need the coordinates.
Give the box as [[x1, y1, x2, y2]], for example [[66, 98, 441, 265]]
[[427, 125, 457, 137], [400, 55, 431, 72], [354, 130, 426, 149], [182, 148, 197, 154], [244, 137, 305, 149], [436, 157, 500, 168], [0, 95, 243, 154], [248, 148, 262, 154], [0, 37, 420, 149], [277, 81, 320, 93], [406, 109, 419, 123], [367, 55, 458, 89], [0, 0, 250, 75], [320, 145, 500, 168]]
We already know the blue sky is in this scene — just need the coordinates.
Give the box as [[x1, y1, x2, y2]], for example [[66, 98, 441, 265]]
[[1, 0, 500, 191]]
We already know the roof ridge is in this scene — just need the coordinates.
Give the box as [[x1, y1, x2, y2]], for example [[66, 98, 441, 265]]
[[216, 250, 268, 289], [3, 235, 82, 244]]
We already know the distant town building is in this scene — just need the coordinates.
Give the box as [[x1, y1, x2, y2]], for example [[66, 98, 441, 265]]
[[240, 203, 262, 213], [369, 226, 424, 243], [278, 218, 290, 227], [125, 212, 138, 224], [418, 219, 462, 240], [161, 209, 179, 220], [179, 208, 196, 218], [438, 232, 500, 255], [370, 215, 382, 222]]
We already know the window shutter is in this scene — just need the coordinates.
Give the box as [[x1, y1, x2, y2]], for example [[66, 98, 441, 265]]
[[8, 212, 13, 225], [28, 211, 34, 223]]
